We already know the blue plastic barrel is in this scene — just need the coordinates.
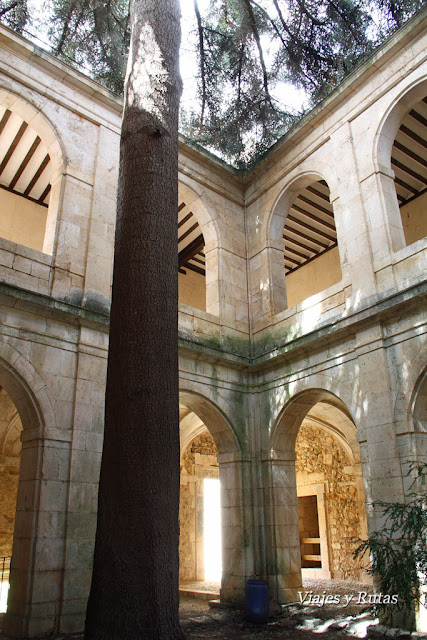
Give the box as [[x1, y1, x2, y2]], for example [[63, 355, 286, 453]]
[[245, 579, 269, 623]]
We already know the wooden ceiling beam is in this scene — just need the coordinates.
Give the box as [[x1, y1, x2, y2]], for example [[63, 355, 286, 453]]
[[9, 135, 41, 190], [0, 109, 11, 136], [178, 202, 186, 213], [178, 221, 199, 244], [178, 211, 193, 229], [291, 204, 336, 231], [285, 245, 313, 260], [393, 140, 427, 169], [296, 194, 334, 217], [184, 263, 206, 276], [399, 186, 427, 208], [178, 233, 204, 267], [391, 157, 427, 186], [24, 153, 50, 196], [284, 226, 329, 249], [0, 182, 48, 207], [306, 184, 331, 202], [288, 211, 336, 239], [394, 175, 418, 195], [0, 121, 28, 175], [283, 234, 318, 254], [286, 243, 338, 274], [409, 109, 427, 128], [38, 183, 51, 203], [399, 124, 427, 149], [283, 254, 301, 266]]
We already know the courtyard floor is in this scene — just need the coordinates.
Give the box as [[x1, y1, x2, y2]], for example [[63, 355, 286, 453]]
[[0, 579, 425, 639]]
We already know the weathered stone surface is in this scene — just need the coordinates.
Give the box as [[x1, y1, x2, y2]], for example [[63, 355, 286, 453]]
[[0, 11, 424, 638]]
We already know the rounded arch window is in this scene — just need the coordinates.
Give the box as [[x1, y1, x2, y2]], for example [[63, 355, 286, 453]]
[[177, 197, 206, 312], [283, 178, 341, 307], [391, 96, 427, 246], [0, 94, 62, 255]]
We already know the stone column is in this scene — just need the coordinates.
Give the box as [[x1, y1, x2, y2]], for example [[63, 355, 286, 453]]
[[58, 327, 107, 634], [262, 451, 302, 605], [355, 326, 405, 532], [4, 430, 71, 638], [328, 123, 377, 303], [218, 453, 251, 605]]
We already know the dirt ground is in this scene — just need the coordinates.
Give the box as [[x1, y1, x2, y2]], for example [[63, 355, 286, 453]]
[[1, 580, 425, 639], [178, 579, 380, 640]]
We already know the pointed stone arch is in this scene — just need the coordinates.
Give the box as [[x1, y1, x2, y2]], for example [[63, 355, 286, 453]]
[[179, 387, 248, 604], [271, 388, 356, 456], [264, 386, 369, 602], [0, 341, 65, 637]]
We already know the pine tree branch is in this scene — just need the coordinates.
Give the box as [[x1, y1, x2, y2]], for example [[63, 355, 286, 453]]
[[325, 0, 364, 41], [0, 2, 19, 18], [297, 0, 327, 27], [237, 43, 244, 109], [193, 0, 207, 127], [54, 1, 89, 57], [242, 0, 274, 108], [54, 1, 78, 55], [272, 0, 294, 39], [250, 0, 292, 57], [204, 26, 232, 38], [93, 4, 121, 74]]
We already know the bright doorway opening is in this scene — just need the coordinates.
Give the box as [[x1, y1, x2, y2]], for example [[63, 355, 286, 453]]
[[204, 478, 222, 582]]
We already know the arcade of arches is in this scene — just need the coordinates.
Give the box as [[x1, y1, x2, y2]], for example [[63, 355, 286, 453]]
[[0, 10, 425, 638]]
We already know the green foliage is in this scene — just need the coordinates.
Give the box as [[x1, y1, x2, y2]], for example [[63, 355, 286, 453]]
[[0, 0, 28, 33], [354, 463, 427, 628], [0, 0, 424, 165], [182, 0, 424, 165], [48, 0, 129, 94]]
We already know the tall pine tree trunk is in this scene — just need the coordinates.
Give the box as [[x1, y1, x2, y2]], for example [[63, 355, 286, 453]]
[[85, 1, 182, 638]]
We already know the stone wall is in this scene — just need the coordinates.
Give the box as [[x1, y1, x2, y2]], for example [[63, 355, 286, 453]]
[[0, 12, 423, 635], [0, 389, 21, 560], [179, 431, 218, 583], [296, 422, 364, 580], [0, 468, 18, 558]]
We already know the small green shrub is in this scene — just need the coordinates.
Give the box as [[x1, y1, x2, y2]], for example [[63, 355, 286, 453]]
[[354, 462, 427, 629]]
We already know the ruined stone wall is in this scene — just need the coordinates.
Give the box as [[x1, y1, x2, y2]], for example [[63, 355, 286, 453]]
[[296, 422, 364, 580], [179, 431, 218, 582]]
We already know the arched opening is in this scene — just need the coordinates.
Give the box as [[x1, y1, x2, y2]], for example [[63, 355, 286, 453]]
[[177, 181, 223, 314], [0, 90, 63, 255], [179, 407, 220, 590], [177, 199, 206, 312], [375, 81, 427, 253], [271, 390, 370, 600], [0, 350, 47, 637], [391, 96, 427, 246], [296, 405, 368, 582], [411, 368, 427, 466], [279, 177, 342, 308], [0, 387, 22, 612], [178, 391, 244, 604]]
